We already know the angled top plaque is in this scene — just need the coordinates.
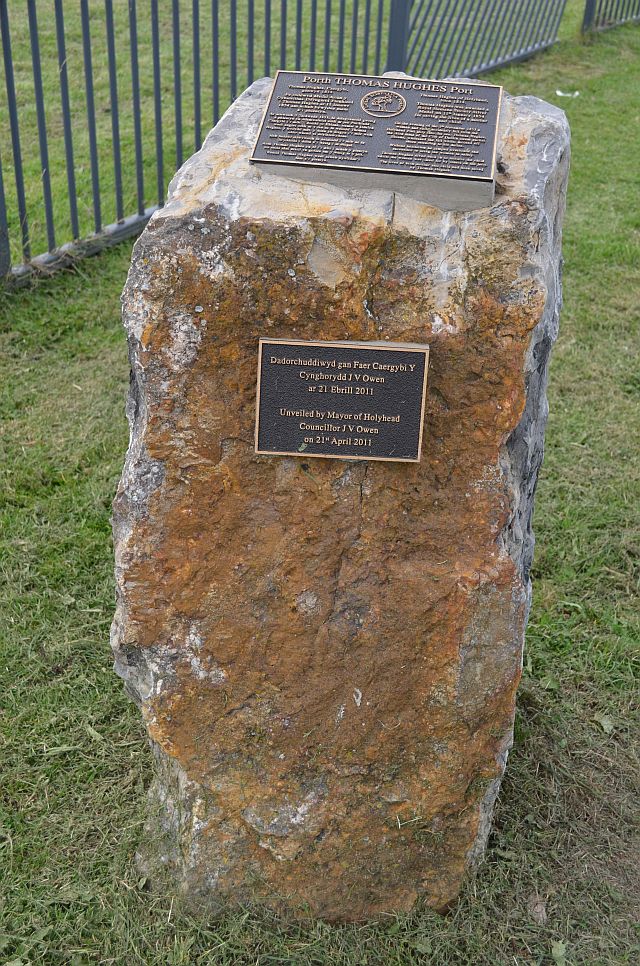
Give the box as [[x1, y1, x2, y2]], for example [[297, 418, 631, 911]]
[[250, 71, 503, 210]]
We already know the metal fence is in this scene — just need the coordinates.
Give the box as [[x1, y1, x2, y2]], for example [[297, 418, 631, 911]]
[[583, 0, 640, 30], [397, 0, 568, 79], [0, 0, 571, 282]]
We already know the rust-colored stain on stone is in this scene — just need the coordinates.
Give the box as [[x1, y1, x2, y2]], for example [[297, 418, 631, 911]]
[[111, 76, 570, 921]]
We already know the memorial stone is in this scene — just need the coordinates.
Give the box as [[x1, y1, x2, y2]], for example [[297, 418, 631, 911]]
[[112, 73, 570, 920]]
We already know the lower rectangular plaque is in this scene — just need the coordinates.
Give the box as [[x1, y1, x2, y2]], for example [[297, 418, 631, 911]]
[[255, 338, 429, 463]]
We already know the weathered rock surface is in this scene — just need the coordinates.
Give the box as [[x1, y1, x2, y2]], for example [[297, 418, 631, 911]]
[[111, 75, 569, 921]]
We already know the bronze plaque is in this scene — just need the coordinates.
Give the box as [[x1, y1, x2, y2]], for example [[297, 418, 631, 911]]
[[251, 71, 502, 183], [255, 339, 429, 463]]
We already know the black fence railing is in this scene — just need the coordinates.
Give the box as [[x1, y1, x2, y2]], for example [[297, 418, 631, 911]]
[[405, 0, 568, 78], [582, 0, 640, 30], [0, 0, 592, 283]]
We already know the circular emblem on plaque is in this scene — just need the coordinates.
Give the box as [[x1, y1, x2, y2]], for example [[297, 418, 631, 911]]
[[360, 90, 407, 118]]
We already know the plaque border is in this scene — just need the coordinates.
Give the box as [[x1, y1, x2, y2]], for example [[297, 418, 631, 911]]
[[254, 337, 430, 464], [250, 71, 503, 185]]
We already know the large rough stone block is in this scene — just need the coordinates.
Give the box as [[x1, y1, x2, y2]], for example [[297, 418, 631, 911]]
[[112, 76, 569, 921]]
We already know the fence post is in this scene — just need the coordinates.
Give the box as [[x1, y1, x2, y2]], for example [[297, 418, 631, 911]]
[[387, 0, 411, 70], [582, 0, 598, 31], [0, 154, 10, 278]]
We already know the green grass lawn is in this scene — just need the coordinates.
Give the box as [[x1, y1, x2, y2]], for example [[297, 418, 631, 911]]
[[1, 14, 639, 966]]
